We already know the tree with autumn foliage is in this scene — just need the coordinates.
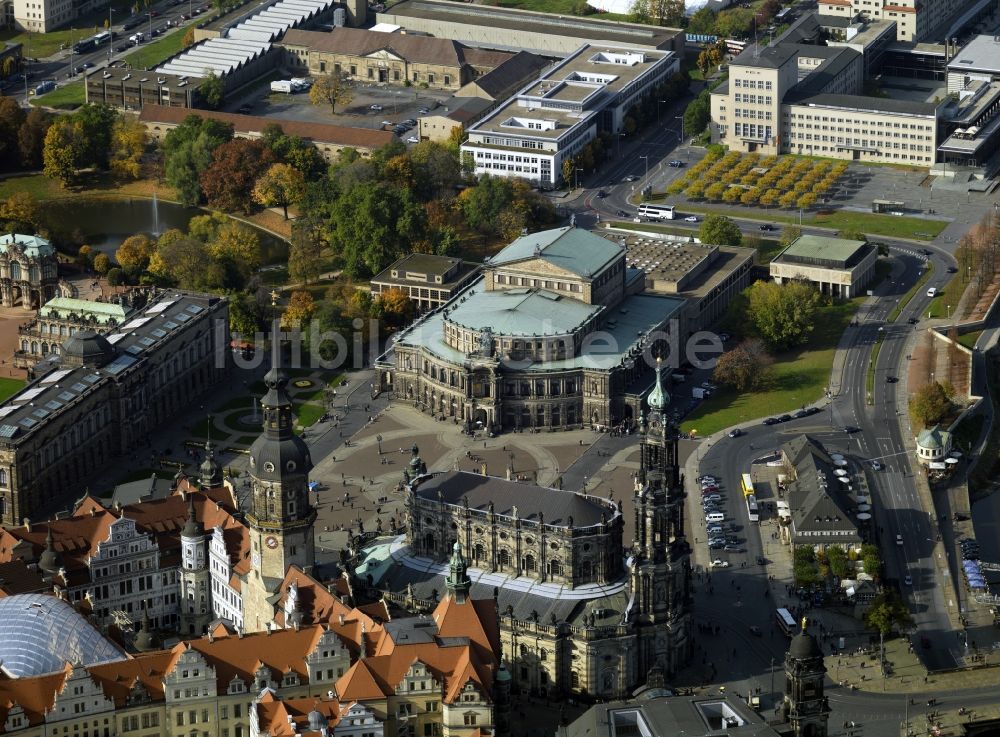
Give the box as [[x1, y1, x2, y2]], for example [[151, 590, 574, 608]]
[[109, 116, 147, 180], [0, 191, 40, 234], [252, 162, 305, 219], [209, 221, 262, 271], [115, 234, 155, 276], [375, 287, 416, 328], [282, 290, 317, 328], [200, 138, 276, 213], [43, 118, 83, 187], [309, 73, 353, 114]]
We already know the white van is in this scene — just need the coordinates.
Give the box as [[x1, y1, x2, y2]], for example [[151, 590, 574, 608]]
[[706, 512, 725, 523], [926, 287, 937, 297]]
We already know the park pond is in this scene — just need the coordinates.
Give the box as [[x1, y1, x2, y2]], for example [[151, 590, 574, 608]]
[[43, 196, 288, 264]]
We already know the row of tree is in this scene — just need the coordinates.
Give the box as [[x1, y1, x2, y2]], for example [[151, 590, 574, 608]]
[[0, 96, 54, 172], [41, 103, 147, 186]]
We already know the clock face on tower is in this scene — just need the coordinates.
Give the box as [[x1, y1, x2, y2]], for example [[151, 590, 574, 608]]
[[265, 535, 279, 549], [648, 411, 663, 431]]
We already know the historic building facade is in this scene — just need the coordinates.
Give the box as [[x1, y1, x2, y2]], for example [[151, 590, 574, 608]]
[[242, 364, 317, 634], [15, 296, 134, 369], [0, 290, 229, 525], [377, 227, 686, 434], [360, 394, 692, 700], [0, 234, 62, 309]]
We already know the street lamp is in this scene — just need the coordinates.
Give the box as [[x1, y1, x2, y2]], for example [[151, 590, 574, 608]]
[[640, 155, 649, 181], [376, 434, 383, 455], [574, 166, 583, 190], [675, 115, 684, 143]]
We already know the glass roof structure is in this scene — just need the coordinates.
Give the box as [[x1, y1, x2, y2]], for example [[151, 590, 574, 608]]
[[0, 595, 128, 677]]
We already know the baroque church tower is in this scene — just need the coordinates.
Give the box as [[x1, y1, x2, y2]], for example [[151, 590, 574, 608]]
[[781, 618, 831, 737], [243, 361, 316, 632], [630, 356, 692, 677]]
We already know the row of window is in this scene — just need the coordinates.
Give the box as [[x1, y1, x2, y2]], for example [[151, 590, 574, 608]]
[[734, 78, 774, 90], [787, 114, 932, 131], [733, 93, 774, 105], [734, 108, 774, 120], [732, 123, 774, 140]]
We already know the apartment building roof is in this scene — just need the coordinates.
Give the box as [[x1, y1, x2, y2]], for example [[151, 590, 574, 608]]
[[139, 104, 396, 149], [785, 91, 937, 115], [253, 689, 347, 737], [281, 27, 512, 68], [731, 43, 799, 69], [948, 34, 1000, 75]]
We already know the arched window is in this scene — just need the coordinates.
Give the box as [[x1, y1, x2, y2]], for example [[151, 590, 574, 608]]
[[498, 549, 511, 569], [523, 554, 536, 573], [548, 559, 562, 576], [473, 544, 485, 563], [0, 469, 7, 486]]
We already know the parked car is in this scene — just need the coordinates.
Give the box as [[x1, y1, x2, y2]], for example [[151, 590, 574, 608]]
[[805, 407, 822, 416], [406, 135, 420, 143], [710, 559, 730, 568], [886, 376, 898, 383], [704, 493, 722, 502], [793, 409, 809, 419], [870, 460, 882, 471], [698, 475, 716, 483], [723, 544, 743, 553], [668, 159, 684, 167], [728, 428, 742, 438], [762, 417, 779, 425], [903, 574, 912, 585], [370, 104, 383, 111], [777, 414, 792, 423], [896, 534, 904, 546]]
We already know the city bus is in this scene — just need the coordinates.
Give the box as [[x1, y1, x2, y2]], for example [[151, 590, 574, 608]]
[[73, 30, 112, 54], [776, 607, 798, 636], [746, 493, 759, 522], [741, 473, 755, 498], [636, 203, 675, 220]]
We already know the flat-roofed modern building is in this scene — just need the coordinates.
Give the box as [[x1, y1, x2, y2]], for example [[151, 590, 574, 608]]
[[819, 0, 969, 41], [376, 227, 686, 433], [770, 234, 877, 299], [461, 44, 678, 187], [376, 0, 685, 56], [710, 41, 939, 165], [609, 230, 756, 334], [370, 254, 482, 311]]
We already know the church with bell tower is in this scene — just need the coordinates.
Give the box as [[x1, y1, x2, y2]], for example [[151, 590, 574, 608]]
[[242, 361, 317, 633], [629, 356, 692, 677]]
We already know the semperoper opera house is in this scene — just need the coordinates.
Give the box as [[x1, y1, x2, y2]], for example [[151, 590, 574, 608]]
[[0, 290, 229, 526], [376, 227, 686, 434]]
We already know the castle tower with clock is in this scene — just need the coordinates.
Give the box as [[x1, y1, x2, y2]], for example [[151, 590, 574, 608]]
[[242, 362, 316, 633], [629, 356, 692, 677]]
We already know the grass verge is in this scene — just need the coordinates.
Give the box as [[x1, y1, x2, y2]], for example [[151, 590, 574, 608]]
[[0, 378, 25, 403], [958, 330, 983, 350], [665, 201, 947, 241], [295, 402, 325, 428], [888, 262, 933, 323], [32, 80, 85, 109], [124, 29, 185, 70], [926, 271, 965, 319], [680, 297, 862, 436], [866, 332, 884, 405]]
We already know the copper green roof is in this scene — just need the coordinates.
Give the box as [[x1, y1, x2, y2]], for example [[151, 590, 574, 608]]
[[489, 226, 623, 278]]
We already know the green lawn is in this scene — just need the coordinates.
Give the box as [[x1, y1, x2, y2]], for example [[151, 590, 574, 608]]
[[295, 402, 325, 428], [958, 330, 983, 350], [124, 28, 185, 70], [0, 378, 25, 403], [866, 332, 884, 404], [926, 271, 965, 319], [32, 80, 85, 109], [672, 201, 947, 242], [680, 298, 862, 436], [888, 262, 933, 322], [0, 173, 65, 200]]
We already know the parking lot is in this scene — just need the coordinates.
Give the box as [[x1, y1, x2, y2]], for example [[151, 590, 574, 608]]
[[227, 79, 454, 138]]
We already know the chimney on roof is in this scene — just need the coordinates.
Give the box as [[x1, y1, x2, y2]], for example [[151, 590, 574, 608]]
[[208, 631, 214, 643], [338, 613, 345, 626], [293, 620, 300, 632], [22, 518, 29, 530]]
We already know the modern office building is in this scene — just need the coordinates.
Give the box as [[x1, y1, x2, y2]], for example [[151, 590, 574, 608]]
[[818, 0, 969, 41], [280, 27, 514, 91], [376, 226, 686, 434], [0, 290, 229, 526], [710, 42, 939, 165], [369, 254, 482, 311], [376, 0, 685, 56], [461, 44, 678, 188], [770, 234, 877, 299]]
